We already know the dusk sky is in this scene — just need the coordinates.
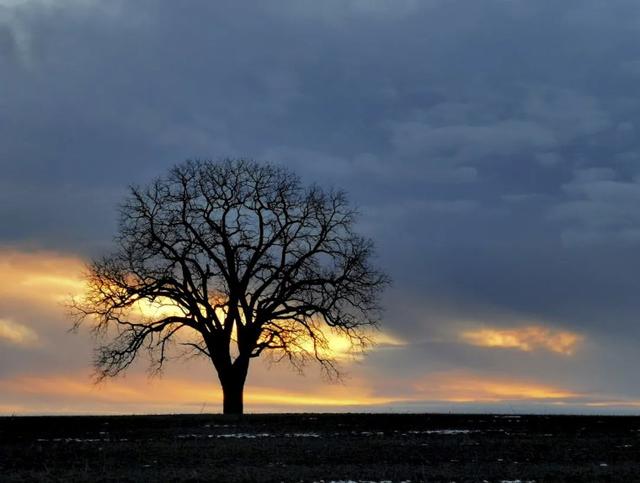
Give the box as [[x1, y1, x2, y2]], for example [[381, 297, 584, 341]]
[[3, 0, 640, 414]]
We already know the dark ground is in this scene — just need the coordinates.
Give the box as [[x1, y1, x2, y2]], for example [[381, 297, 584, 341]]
[[1, 413, 639, 482]]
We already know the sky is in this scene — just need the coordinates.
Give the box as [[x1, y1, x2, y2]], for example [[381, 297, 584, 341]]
[[2, 0, 640, 414]]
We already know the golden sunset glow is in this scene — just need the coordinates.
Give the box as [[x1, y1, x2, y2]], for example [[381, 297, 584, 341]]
[[131, 297, 190, 320], [0, 318, 39, 347], [0, 249, 402, 361], [583, 400, 640, 408], [414, 371, 578, 402], [0, 368, 587, 416], [460, 325, 582, 355], [0, 373, 400, 412], [132, 298, 402, 361], [0, 248, 86, 305], [295, 327, 406, 361], [0, 248, 616, 415]]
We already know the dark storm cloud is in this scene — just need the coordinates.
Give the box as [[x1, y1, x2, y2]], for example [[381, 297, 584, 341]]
[[4, 0, 640, 407]]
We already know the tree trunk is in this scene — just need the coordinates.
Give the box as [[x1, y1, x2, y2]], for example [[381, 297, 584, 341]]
[[219, 358, 249, 415], [222, 378, 245, 415]]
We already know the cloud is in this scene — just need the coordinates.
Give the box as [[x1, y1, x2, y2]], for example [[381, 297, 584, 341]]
[[459, 325, 582, 355], [551, 168, 640, 244], [0, 318, 39, 347], [0, 0, 119, 68], [523, 88, 610, 143], [273, 0, 428, 22], [389, 119, 556, 164], [4, 0, 640, 413], [0, 248, 85, 307]]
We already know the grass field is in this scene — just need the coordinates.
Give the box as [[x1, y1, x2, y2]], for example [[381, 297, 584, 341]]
[[1, 413, 639, 482]]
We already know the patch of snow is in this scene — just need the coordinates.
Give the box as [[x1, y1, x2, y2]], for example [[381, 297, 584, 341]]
[[314, 481, 405, 483], [177, 432, 321, 440], [406, 429, 477, 435], [218, 433, 271, 439], [35, 437, 111, 443]]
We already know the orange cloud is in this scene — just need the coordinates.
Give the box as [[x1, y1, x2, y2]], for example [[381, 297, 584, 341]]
[[460, 325, 582, 355], [0, 248, 86, 306], [0, 318, 39, 347]]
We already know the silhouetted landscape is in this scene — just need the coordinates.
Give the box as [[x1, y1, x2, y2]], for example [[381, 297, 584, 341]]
[[2, 413, 639, 482]]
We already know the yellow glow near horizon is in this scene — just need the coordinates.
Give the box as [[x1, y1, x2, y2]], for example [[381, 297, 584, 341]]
[[0, 373, 401, 409], [414, 371, 578, 402], [444, 379, 575, 401], [0, 369, 582, 414], [583, 400, 640, 408], [460, 325, 582, 355]]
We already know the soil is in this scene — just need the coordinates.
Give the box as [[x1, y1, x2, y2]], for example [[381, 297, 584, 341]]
[[1, 413, 639, 482]]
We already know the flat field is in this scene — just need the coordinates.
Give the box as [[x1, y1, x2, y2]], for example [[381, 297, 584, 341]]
[[1, 413, 639, 482]]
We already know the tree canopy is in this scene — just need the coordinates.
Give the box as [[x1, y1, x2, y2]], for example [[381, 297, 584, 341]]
[[71, 159, 389, 414]]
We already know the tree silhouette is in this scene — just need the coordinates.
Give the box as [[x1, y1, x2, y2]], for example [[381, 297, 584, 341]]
[[71, 159, 389, 414]]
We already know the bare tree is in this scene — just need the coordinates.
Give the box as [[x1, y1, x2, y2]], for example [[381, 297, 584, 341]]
[[71, 159, 389, 414]]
